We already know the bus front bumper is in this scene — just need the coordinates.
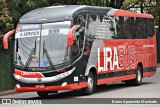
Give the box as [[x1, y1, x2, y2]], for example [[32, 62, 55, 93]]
[[15, 82, 88, 92], [14, 67, 88, 92]]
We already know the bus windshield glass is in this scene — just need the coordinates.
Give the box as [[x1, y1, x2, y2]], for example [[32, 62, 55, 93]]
[[14, 21, 71, 68]]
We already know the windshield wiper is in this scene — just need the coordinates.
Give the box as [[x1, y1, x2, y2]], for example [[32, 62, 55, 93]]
[[15, 39, 25, 66], [43, 40, 55, 69], [24, 40, 37, 70], [18, 54, 24, 66]]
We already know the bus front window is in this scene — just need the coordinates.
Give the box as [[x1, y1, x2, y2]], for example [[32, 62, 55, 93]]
[[14, 21, 71, 69]]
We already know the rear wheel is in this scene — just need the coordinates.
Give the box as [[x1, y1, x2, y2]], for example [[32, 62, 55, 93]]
[[82, 72, 95, 95], [125, 65, 142, 86], [37, 91, 49, 98]]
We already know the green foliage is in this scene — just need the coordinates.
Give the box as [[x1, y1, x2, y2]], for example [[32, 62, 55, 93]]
[[7, 0, 111, 23], [154, 0, 160, 25], [123, 0, 160, 25], [0, 0, 14, 43], [7, 0, 50, 22]]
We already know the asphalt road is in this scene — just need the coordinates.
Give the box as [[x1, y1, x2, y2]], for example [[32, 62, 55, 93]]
[[1, 67, 160, 107]]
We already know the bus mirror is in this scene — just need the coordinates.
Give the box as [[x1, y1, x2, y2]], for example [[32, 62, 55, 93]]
[[68, 25, 79, 46], [3, 30, 15, 49]]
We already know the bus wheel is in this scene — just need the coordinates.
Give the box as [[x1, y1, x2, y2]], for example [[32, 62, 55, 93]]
[[134, 65, 142, 86], [125, 65, 142, 86], [82, 72, 95, 95], [37, 91, 49, 98]]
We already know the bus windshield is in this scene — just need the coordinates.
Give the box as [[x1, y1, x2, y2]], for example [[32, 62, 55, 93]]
[[14, 21, 71, 68]]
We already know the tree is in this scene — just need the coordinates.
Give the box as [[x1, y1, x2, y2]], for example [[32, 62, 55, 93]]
[[155, 0, 160, 32], [0, 0, 14, 43], [7, 0, 50, 24], [109, 0, 125, 9], [123, 0, 159, 28], [5, 0, 125, 25]]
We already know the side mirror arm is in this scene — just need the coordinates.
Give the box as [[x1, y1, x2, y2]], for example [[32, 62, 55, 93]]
[[3, 30, 15, 49], [68, 25, 80, 46]]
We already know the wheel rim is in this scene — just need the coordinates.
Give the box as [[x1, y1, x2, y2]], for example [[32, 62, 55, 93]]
[[137, 69, 141, 82], [88, 76, 94, 91]]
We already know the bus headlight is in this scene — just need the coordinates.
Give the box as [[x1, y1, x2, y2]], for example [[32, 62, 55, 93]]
[[16, 84, 21, 88], [61, 82, 67, 87]]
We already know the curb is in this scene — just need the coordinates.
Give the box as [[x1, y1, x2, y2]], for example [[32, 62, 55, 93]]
[[0, 89, 17, 96]]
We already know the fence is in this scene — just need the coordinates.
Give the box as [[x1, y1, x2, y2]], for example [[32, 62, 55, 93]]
[[0, 41, 14, 91], [157, 32, 160, 63]]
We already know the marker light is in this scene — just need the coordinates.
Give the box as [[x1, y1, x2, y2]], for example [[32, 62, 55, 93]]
[[61, 82, 67, 87], [16, 84, 21, 88]]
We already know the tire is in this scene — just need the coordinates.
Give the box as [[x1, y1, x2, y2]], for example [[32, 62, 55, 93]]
[[125, 65, 142, 86], [37, 91, 49, 98], [82, 72, 95, 95]]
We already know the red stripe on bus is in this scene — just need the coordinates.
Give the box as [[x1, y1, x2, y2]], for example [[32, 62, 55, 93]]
[[15, 69, 44, 78], [114, 9, 153, 18], [143, 71, 156, 77], [97, 74, 136, 85]]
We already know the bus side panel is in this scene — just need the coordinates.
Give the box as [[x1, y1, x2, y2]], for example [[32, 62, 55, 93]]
[[96, 39, 138, 85], [127, 34, 157, 78], [84, 40, 103, 76], [85, 9, 156, 86], [94, 35, 156, 85]]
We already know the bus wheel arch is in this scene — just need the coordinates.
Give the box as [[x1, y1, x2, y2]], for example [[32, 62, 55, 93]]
[[125, 62, 143, 86], [89, 67, 97, 86], [82, 67, 97, 95]]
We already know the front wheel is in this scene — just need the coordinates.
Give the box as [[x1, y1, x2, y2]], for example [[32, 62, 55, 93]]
[[81, 72, 95, 95]]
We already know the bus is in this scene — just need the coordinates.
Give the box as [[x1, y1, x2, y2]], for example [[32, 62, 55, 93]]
[[3, 5, 156, 97]]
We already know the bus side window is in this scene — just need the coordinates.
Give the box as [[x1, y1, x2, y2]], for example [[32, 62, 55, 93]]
[[71, 28, 80, 58], [85, 14, 100, 52], [126, 17, 136, 39], [115, 16, 126, 39], [135, 18, 148, 39], [95, 15, 115, 39], [147, 18, 154, 38], [124, 17, 132, 39], [132, 17, 137, 39], [105, 16, 115, 39], [71, 14, 86, 61], [142, 18, 148, 38], [135, 18, 142, 39], [88, 14, 100, 40]]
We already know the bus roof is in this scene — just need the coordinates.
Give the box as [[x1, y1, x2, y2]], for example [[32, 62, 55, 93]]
[[19, 5, 153, 24], [19, 5, 112, 24]]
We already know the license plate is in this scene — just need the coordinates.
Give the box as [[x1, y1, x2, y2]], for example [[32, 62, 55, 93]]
[[35, 84, 45, 88]]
